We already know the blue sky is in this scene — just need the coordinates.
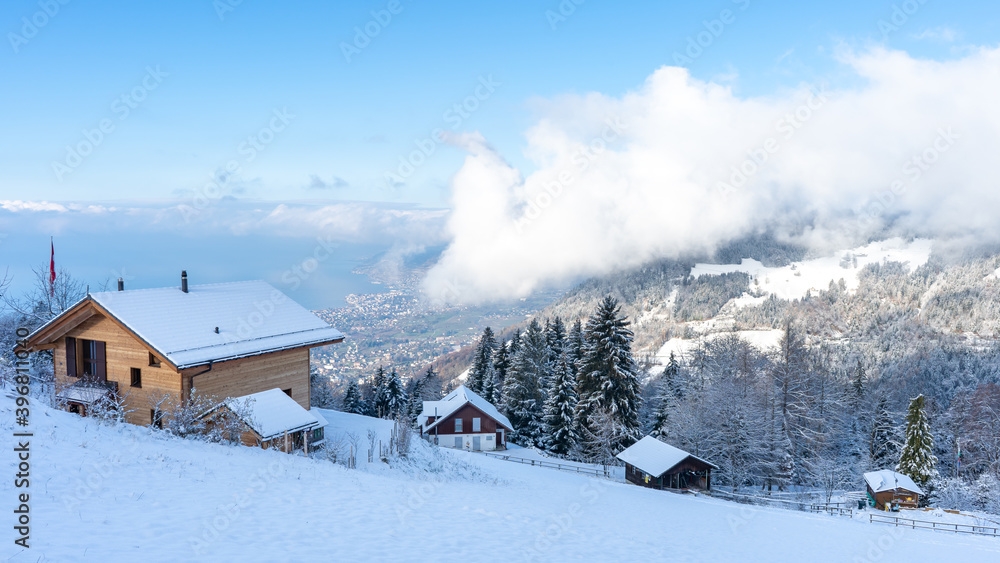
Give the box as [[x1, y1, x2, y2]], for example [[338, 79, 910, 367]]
[[2, 1, 999, 308], [2, 0, 994, 206]]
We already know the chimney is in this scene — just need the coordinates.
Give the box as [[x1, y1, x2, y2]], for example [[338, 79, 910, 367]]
[[181, 270, 188, 293], [117, 277, 124, 291]]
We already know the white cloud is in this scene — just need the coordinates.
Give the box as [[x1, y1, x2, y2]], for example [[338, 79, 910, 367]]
[[424, 46, 1000, 304], [912, 27, 960, 43]]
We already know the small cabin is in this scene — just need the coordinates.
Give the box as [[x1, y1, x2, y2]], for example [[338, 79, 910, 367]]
[[616, 436, 717, 492], [201, 388, 328, 453], [418, 385, 512, 451], [18, 273, 343, 427], [864, 470, 923, 511]]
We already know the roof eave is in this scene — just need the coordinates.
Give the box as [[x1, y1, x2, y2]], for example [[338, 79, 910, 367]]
[[175, 336, 344, 370]]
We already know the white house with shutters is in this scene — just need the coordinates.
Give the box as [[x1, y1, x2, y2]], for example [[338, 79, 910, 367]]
[[417, 385, 512, 451]]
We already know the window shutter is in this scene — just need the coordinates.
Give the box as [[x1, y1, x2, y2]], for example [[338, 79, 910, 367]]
[[65, 337, 77, 377], [95, 341, 107, 381]]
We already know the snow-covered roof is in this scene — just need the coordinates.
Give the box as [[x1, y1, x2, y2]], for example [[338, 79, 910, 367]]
[[419, 385, 512, 432], [616, 436, 718, 477], [864, 470, 924, 495], [219, 388, 325, 441], [56, 381, 116, 405], [29, 280, 343, 369]]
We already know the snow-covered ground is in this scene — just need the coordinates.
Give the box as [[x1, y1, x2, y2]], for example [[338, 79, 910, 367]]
[[691, 237, 934, 302], [653, 329, 786, 364], [6, 397, 999, 562]]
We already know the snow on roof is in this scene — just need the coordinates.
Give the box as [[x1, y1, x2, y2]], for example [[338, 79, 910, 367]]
[[419, 385, 512, 432], [616, 436, 718, 477], [56, 280, 342, 369], [864, 470, 924, 495], [56, 381, 116, 405], [221, 388, 324, 441]]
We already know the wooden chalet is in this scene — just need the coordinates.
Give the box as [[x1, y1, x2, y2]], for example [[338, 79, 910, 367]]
[[18, 273, 343, 426], [200, 388, 328, 453], [864, 470, 923, 511], [616, 436, 718, 492], [418, 385, 512, 451]]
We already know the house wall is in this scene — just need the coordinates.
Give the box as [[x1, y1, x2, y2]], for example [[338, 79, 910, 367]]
[[425, 432, 500, 451], [871, 488, 919, 510], [54, 313, 182, 426], [429, 404, 499, 435], [53, 311, 314, 426], [181, 347, 311, 410]]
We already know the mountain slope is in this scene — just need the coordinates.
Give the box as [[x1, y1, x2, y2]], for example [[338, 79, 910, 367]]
[[5, 398, 999, 562]]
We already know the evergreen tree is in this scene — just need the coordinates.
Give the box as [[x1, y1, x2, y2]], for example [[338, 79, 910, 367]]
[[567, 319, 585, 376], [309, 366, 336, 409], [851, 360, 866, 408], [341, 381, 365, 415], [371, 366, 389, 418], [508, 328, 522, 356], [543, 354, 579, 455], [405, 377, 424, 424], [546, 317, 566, 362], [870, 396, 897, 469], [468, 327, 497, 395], [383, 368, 406, 419], [897, 394, 938, 487], [650, 353, 681, 437], [481, 361, 499, 404], [420, 366, 441, 400], [575, 296, 643, 451], [501, 319, 547, 446], [492, 341, 510, 401]]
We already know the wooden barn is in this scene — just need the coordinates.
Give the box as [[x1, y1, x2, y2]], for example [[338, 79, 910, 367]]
[[200, 388, 328, 453], [616, 436, 718, 492], [864, 470, 923, 511], [18, 273, 343, 426], [418, 385, 512, 451]]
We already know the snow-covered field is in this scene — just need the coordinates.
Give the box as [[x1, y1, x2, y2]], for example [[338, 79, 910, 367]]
[[5, 397, 999, 562], [690, 237, 934, 301]]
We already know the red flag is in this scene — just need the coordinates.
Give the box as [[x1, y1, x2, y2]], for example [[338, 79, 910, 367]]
[[49, 237, 56, 296]]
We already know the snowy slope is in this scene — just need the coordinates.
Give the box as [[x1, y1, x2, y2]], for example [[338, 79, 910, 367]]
[[690, 238, 933, 302], [5, 398, 999, 562]]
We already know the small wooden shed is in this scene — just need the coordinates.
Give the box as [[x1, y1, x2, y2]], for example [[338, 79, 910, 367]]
[[617, 436, 718, 492], [201, 388, 327, 453], [864, 470, 923, 511]]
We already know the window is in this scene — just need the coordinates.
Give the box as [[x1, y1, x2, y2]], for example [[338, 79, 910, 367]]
[[454, 437, 462, 448], [148, 353, 160, 367], [312, 427, 324, 442], [454, 418, 463, 433], [151, 409, 163, 429], [81, 339, 99, 377], [130, 367, 142, 388], [473, 417, 481, 432], [282, 389, 293, 398]]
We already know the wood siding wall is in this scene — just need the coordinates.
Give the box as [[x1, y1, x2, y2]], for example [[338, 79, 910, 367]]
[[54, 314, 182, 426], [181, 347, 311, 410], [429, 404, 499, 435], [54, 311, 314, 425]]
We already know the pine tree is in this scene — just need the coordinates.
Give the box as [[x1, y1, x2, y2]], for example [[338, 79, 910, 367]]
[[543, 354, 579, 455], [492, 341, 510, 402], [371, 366, 389, 418], [897, 394, 938, 487], [870, 396, 897, 469], [575, 296, 643, 451], [481, 361, 499, 404], [501, 320, 547, 446], [405, 377, 424, 424], [468, 327, 497, 395], [567, 319, 585, 376], [309, 366, 336, 408], [341, 381, 365, 415], [383, 368, 406, 419], [650, 353, 681, 437]]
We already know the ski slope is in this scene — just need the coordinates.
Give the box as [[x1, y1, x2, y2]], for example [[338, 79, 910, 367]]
[[4, 398, 998, 562], [690, 238, 934, 301]]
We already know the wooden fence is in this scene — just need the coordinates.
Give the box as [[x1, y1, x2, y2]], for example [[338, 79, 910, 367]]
[[869, 513, 1000, 538], [475, 450, 618, 480]]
